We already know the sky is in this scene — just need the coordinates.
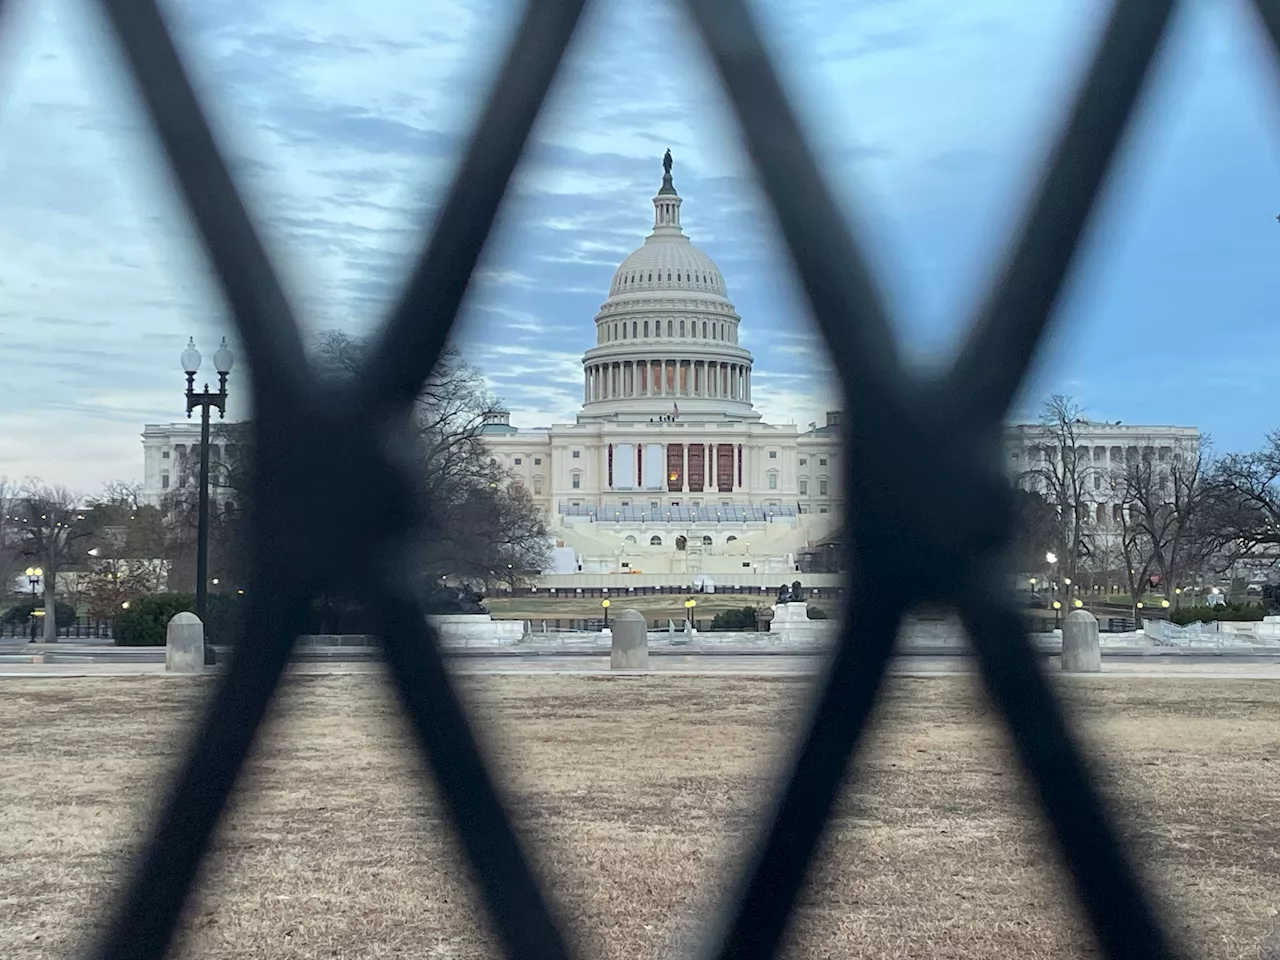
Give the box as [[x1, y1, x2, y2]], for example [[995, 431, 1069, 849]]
[[0, 0, 1277, 493]]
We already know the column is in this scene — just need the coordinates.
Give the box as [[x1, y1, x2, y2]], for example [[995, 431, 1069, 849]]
[[682, 443, 688, 492]]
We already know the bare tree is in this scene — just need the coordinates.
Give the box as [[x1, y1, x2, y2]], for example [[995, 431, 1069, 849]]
[[316, 331, 549, 588], [1203, 432, 1280, 570], [1110, 474, 1159, 627], [10, 484, 93, 641], [0, 477, 22, 591], [1114, 436, 1219, 602], [1020, 396, 1100, 584]]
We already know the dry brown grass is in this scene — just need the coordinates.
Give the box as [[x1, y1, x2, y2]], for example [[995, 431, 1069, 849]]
[[1, 673, 1278, 959]]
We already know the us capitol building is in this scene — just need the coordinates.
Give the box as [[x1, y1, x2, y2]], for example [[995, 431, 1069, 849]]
[[140, 155, 1198, 584]]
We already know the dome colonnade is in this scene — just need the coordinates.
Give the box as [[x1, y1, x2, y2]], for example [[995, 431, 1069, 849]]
[[580, 152, 755, 421]]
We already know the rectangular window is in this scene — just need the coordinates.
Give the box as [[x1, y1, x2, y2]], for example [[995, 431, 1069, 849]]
[[571, 474, 580, 489], [819, 507, 829, 514], [651, 502, 659, 509], [819, 457, 827, 466], [514, 458, 522, 465], [621, 500, 630, 506], [572, 450, 581, 458], [819, 480, 828, 496], [768, 474, 777, 490], [533, 479, 542, 495], [161, 473, 170, 489], [799, 458, 807, 466], [799, 479, 808, 495], [1093, 474, 1101, 490], [621, 562, 630, 569], [161, 450, 170, 459], [534, 458, 542, 465], [769, 451, 777, 459]]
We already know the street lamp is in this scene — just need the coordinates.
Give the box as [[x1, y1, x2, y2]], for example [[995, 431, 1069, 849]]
[[24, 566, 42, 642], [1052, 599, 1062, 628], [601, 598, 610, 629], [183, 336, 233, 637], [684, 597, 696, 630]]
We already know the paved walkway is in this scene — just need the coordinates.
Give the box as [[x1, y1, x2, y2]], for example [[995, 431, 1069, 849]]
[[4, 655, 1280, 680]]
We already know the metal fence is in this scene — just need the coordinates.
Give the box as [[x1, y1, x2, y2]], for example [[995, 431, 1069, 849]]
[[0, 617, 114, 640], [39, 0, 1280, 958]]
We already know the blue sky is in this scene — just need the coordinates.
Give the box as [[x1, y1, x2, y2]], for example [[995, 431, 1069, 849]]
[[0, 0, 1277, 491]]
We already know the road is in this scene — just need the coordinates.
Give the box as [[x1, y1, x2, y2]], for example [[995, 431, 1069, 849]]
[[4, 641, 1280, 680]]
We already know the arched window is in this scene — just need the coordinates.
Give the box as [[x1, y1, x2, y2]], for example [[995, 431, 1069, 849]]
[[726, 535, 738, 543], [677, 273, 682, 282], [649, 535, 663, 546], [702, 321, 707, 338], [667, 320, 673, 336], [1096, 503, 1106, 524], [702, 535, 713, 546], [648, 273, 652, 281], [632, 321, 637, 338], [667, 271, 672, 281], [624, 535, 637, 544], [675, 535, 687, 551], [680, 320, 685, 336], [644, 321, 649, 337]]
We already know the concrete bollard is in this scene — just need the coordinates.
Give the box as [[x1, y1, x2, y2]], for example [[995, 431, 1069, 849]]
[[1061, 609, 1101, 673], [166, 612, 205, 674], [610, 609, 649, 670]]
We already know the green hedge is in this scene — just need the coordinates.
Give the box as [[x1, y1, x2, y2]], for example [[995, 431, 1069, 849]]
[[115, 594, 196, 646], [115, 593, 248, 646], [710, 606, 761, 631], [1170, 602, 1264, 625]]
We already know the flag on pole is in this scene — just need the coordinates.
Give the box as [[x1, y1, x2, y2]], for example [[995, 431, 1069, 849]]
[[673, 403, 679, 419]]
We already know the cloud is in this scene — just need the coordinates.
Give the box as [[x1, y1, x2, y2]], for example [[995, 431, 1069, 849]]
[[1, 0, 1278, 491]]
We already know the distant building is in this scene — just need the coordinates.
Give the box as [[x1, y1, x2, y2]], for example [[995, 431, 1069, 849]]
[[139, 159, 1201, 585]]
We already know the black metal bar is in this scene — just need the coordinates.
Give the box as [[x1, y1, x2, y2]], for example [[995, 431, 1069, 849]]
[[93, 0, 308, 402], [699, 570, 906, 960], [1252, 0, 1280, 55], [958, 582, 1178, 960], [945, 0, 1178, 423], [89, 575, 309, 960], [358, 0, 591, 421], [377, 591, 574, 960], [195, 401, 211, 625], [683, 0, 906, 413]]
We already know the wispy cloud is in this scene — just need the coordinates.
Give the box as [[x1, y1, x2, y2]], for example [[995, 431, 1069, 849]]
[[0, 0, 1278, 490]]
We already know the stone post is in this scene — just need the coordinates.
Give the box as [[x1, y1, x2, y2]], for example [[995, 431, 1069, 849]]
[[166, 612, 205, 674], [610, 609, 649, 670], [1061, 609, 1101, 673]]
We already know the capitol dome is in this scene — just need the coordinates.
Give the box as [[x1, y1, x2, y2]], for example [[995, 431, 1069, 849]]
[[580, 154, 758, 423]]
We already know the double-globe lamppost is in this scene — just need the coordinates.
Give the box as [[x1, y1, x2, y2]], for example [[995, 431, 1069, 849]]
[[181, 337, 234, 635], [24, 566, 42, 641]]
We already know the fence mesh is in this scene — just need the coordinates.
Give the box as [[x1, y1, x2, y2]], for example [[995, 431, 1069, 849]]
[[20, 0, 1275, 957]]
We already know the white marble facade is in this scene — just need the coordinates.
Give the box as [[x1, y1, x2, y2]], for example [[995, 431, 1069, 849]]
[[139, 159, 1200, 581]]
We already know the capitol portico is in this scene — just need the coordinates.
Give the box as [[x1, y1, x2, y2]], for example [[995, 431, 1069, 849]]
[[139, 154, 1201, 587], [479, 154, 844, 580]]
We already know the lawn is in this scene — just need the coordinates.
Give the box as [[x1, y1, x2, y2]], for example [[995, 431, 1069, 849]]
[[1, 674, 1277, 958]]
